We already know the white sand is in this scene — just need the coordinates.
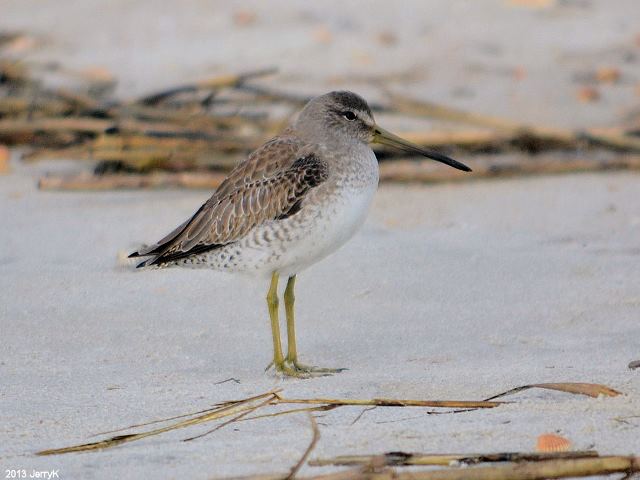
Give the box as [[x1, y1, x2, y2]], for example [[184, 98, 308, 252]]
[[1, 164, 639, 477]]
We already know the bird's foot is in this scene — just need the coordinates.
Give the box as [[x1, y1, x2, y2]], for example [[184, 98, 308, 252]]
[[279, 359, 347, 378], [266, 359, 347, 378]]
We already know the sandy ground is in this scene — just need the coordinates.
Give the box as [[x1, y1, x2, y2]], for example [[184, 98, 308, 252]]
[[2, 1, 640, 478], [1, 160, 639, 478]]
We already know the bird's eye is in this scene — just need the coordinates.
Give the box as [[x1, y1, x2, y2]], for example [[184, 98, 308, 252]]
[[342, 111, 357, 121]]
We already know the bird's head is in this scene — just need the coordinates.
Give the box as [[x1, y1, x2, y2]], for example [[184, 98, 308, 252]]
[[295, 90, 471, 172]]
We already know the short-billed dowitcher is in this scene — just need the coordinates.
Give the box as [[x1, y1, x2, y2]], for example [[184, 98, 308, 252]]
[[130, 91, 471, 377]]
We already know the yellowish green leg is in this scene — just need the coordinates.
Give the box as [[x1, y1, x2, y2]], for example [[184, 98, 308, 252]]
[[284, 275, 298, 364], [266, 272, 284, 370], [265, 272, 315, 378], [283, 275, 346, 375]]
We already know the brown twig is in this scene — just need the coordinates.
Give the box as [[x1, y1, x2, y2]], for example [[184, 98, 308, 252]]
[[350, 406, 377, 426], [285, 414, 320, 480], [214, 377, 241, 385]]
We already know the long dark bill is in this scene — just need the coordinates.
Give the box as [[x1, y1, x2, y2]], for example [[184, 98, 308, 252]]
[[373, 126, 472, 172]]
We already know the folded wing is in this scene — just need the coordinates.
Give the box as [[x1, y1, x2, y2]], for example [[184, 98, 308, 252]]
[[129, 137, 328, 267]]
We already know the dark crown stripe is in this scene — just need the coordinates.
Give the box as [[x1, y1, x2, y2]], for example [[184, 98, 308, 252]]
[[330, 91, 371, 115]]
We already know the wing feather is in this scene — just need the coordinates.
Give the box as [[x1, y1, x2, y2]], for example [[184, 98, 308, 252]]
[[130, 136, 328, 267]]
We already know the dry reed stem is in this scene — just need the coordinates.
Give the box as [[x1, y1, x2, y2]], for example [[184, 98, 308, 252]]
[[273, 395, 502, 409], [309, 451, 600, 467], [91, 390, 278, 437], [240, 405, 339, 423], [183, 395, 276, 442], [35, 382, 621, 456], [483, 382, 621, 401], [36, 390, 280, 455]]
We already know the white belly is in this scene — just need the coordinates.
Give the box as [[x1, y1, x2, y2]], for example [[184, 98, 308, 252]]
[[272, 182, 377, 277]]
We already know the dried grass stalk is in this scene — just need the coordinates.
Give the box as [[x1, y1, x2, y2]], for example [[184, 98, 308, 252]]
[[35, 381, 622, 456], [36, 390, 280, 455], [483, 382, 621, 401], [309, 451, 600, 467]]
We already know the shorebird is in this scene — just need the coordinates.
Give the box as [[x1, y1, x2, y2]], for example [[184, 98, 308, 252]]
[[129, 91, 471, 377]]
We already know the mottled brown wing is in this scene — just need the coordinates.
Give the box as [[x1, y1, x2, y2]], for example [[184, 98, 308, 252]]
[[130, 136, 328, 267]]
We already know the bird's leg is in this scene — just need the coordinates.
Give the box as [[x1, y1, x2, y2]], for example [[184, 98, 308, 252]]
[[266, 272, 285, 370], [284, 275, 300, 365], [266, 272, 310, 378], [283, 275, 346, 375]]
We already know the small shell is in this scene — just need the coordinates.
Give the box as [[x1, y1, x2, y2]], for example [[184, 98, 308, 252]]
[[536, 433, 572, 452], [0, 144, 9, 174]]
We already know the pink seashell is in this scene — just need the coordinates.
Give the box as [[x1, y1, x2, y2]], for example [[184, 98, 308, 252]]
[[536, 433, 572, 452]]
